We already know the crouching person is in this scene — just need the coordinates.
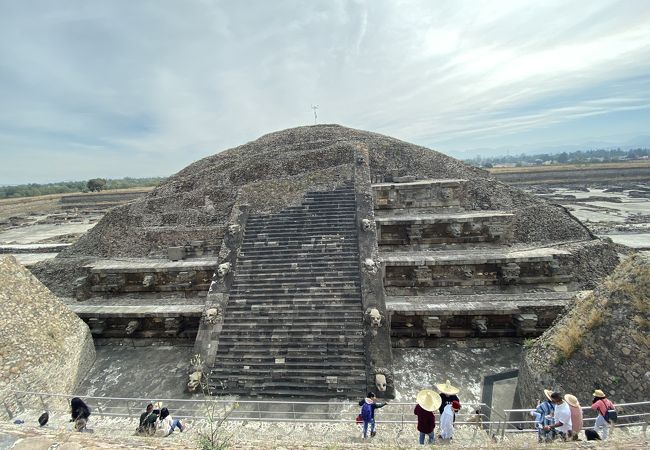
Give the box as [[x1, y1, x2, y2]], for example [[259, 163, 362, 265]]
[[137, 403, 158, 435], [155, 407, 185, 436], [70, 397, 91, 432]]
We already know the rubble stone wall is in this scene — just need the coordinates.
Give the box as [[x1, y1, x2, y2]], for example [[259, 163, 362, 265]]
[[517, 254, 650, 406], [0, 256, 95, 420]]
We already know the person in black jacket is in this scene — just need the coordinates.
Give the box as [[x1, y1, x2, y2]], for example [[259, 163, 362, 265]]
[[436, 380, 460, 418], [138, 403, 158, 435], [70, 397, 91, 432]]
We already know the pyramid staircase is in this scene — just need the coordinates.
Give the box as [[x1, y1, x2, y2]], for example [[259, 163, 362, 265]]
[[208, 186, 366, 397]]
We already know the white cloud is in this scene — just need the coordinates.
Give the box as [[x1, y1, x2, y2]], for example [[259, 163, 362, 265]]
[[1, 0, 650, 183]]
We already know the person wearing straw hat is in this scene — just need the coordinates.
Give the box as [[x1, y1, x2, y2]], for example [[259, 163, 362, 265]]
[[542, 392, 572, 441], [591, 389, 615, 440], [414, 389, 442, 445], [564, 394, 583, 440], [435, 380, 460, 417], [533, 389, 556, 443]]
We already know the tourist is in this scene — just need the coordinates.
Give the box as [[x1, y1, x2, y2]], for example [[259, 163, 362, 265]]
[[436, 380, 460, 418], [534, 389, 556, 443], [414, 389, 441, 445], [542, 392, 572, 441], [591, 389, 616, 440], [155, 407, 186, 436], [439, 400, 461, 441], [564, 394, 583, 440], [358, 391, 387, 439], [70, 397, 91, 432], [138, 403, 158, 435]]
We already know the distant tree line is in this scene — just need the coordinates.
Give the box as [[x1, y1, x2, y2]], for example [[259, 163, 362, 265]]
[[0, 177, 166, 199], [466, 147, 649, 168]]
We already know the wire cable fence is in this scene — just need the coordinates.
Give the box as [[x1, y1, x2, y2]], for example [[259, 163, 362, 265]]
[[9, 390, 495, 425]]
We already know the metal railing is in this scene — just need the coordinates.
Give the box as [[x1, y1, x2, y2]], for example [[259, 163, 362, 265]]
[[498, 401, 650, 440], [8, 390, 649, 441], [9, 390, 496, 425]]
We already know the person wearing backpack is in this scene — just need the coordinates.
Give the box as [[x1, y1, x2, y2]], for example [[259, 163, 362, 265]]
[[358, 392, 387, 439], [591, 389, 616, 440]]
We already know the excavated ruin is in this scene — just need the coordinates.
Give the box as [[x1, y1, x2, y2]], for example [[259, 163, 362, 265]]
[[30, 124, 620, 398]]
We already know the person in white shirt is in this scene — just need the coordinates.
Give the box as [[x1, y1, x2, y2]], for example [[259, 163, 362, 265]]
[[155, 407, 185, 437], [439, 400, 461, 441], [543, 392, 572, 441]]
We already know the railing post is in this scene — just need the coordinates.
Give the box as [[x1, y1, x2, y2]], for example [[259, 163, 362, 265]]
[[292, 402, 295, 421], [257, 402, 261, 421]]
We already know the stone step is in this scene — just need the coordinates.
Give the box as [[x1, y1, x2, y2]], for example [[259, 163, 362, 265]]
[[235, 261, 359, 271], [215, 344, 364, 354], [233, 274, 360, 282], [243, 225, 356, 234], [209, 373, 365, 385], [249, 205, 356, 215], [215, 347, 365, 357], [227, 292, 360, 301], [206, 381, 364, 394], [227, 309, 362, 323], [228, 290, 360, 299], [247, 210, 356, 220], [230, 275, 360, 285], [225, 304, 361, 313], [233, 271, 359, 280], [206, 386, 362, 398], [245, 216, 355, 224], [214, 359, 366, 370], [230, 284, 359, 292], [219, 324, 362, 334], [216, 339, 363, 350], [238, 245, 358, 256], [240, 240, 357, 248], [229, 284, 360, 294], [237, 252, 359, 262], [213, 352, 364, 362]]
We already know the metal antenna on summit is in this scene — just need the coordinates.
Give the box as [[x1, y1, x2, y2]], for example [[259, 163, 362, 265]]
[[311, 105, 319, 125]]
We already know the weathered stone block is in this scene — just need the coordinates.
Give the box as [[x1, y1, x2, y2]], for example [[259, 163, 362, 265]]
[[168, 246, 185, 261]]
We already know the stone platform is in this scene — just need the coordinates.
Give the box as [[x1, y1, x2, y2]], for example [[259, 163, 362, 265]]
[[382, 247, 571, 293], [84, 258, 217, 296]]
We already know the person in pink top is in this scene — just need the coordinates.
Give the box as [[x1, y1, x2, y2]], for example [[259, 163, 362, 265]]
[[564, 394, 583, 440], [591, 389, 615, 440]]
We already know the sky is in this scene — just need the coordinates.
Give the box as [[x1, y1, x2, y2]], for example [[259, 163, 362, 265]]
[[1, 0, 650, 184]]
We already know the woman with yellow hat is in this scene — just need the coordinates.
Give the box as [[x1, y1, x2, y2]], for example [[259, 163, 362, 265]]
[[414, 390, 442, 445]]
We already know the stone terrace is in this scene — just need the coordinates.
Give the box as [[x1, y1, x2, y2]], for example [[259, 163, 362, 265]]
[[374, 178, 578, 341]]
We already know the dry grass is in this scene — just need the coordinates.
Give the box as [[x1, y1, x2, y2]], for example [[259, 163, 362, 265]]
[[551, 254, 650, 363], [551, 290, 608, 362]]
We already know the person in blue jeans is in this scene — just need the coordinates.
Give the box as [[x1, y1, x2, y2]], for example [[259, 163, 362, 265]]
[[414, 389, 441, 445], [359, 392, 387, 439], [156, 407, 185, 436]]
